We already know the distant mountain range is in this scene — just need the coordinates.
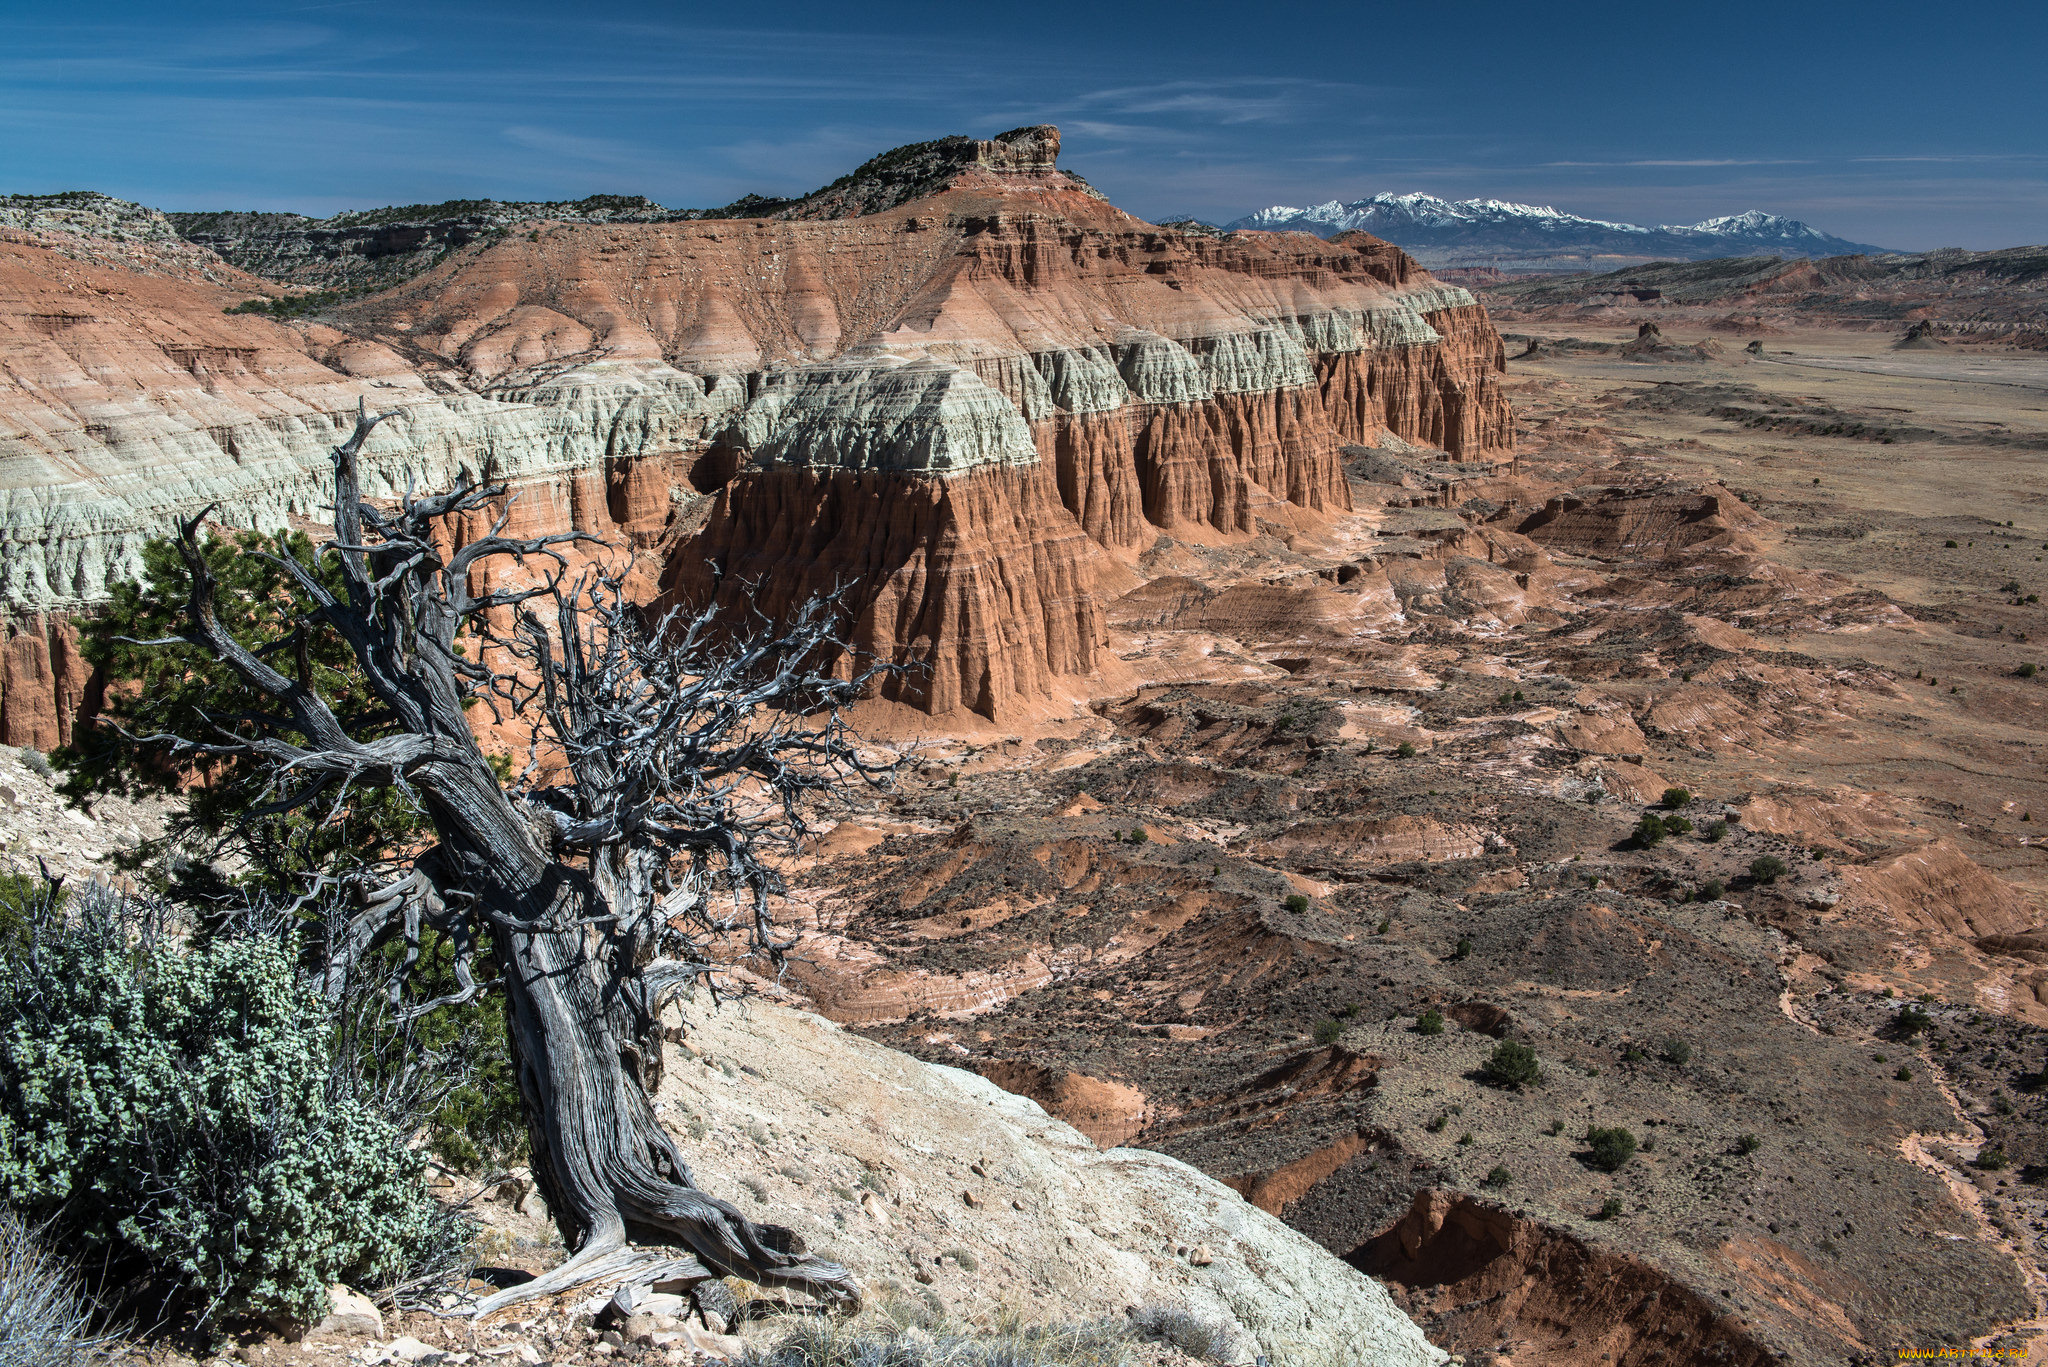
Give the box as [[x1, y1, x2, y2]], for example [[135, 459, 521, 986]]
[[1221, 194, 1899, 271]]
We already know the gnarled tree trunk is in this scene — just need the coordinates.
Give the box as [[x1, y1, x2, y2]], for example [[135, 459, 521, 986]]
[[116, 406, 886, 1317]]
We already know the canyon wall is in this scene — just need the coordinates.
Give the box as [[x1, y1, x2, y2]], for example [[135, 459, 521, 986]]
[[0, 125, 1513, 731]]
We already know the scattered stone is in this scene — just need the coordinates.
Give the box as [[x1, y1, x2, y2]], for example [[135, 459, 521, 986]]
[[306, 1284, 385, 1341]]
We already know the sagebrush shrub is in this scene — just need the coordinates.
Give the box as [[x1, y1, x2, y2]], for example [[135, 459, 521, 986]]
[[0, 1209, 105, 1367], [0, 886, 462, 1324]]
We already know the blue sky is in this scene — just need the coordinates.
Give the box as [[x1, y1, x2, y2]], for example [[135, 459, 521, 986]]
[[2, 0, 2042, 250]]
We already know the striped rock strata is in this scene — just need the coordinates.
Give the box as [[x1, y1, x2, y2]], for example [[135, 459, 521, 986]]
[[0, 126, 1512, 731]]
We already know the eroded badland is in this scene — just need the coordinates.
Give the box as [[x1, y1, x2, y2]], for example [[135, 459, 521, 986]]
[[5, 130, 2048, 1365]]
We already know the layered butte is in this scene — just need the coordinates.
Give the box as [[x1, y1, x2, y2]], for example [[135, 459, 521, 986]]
[[0, 125, 1512, 730]]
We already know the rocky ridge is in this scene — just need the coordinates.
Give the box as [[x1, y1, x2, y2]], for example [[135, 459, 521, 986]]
[[169, 195, 696, 294], [1226, 194, 1897, 272]]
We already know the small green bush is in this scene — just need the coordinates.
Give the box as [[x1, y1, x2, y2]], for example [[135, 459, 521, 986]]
[[1748, 855, 1789, 883], [1483, 1165, 1511, 1188], [1548, 1118, 1565, 1136], [1894, 1005, 1934, 1038], [1313, 1018, 1344, 1046], [0, 888, 460, 1325], [2018, 663, 2038, 679], [1735, 1133, 1761, 1155], [1482, 1040, 1542, 1090], [1662, 788, 1693, 808], [1457, 1131, 1475, 1147], [1977, 1146, 2010, 1172], [1585, 1126, 1637, 1172], [1395, 741, 1418, 759], [1283, 894, 1310, 914], [1660, 1037, 1692, 1066], [1703, 821, 1729, 843], [1414, 1008, 1445, 1036], [1699, 878, 1726, 900], [1896, 1065, 1915, 1081], [1633, 814, 1667, 847], [1595, 1197, 1624, 1221], [1663, 814, 1694, 837], [1426, 1114, 1449, 1134], [1451, 935, 1474, 961], [1622, 1047, 1646, 1063]]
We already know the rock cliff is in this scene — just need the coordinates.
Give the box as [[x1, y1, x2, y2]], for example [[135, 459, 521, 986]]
[[0, 126, 1513, 729]]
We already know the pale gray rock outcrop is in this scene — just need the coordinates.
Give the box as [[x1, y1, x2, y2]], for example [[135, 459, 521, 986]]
[[1112, 329, 1215, 405], [1186, 325, 1317, 394], [1031, 343, 1130, 415], [725, 350, 1039, 475], [663, 992, 1446, 1367]]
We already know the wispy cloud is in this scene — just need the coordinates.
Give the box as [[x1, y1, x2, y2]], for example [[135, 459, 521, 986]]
[[1070, 78, 1379, 127], [1542, 158, 1815, 168]]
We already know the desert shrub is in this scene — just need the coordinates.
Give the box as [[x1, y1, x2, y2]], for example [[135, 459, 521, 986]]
[[1451, 935, 1474, 961], [1456, 1131, 1475, 1147], [1482, 1040, 1541, 1090], [1283, 894, 1310, 914], [1660, 1037, 1692, 1066], [1735, 1133, 1761, 1155], [1623, 1047, 1646, 1063], [1748, 855, 1788, 883], [1894, 1005, 1934, 1038], [1977, 1146, 2010, 1172], [1703, 821, 1729, 843], [1896, 1064, 1915, 1081], [2019, 663, 2038, 678], [1662, 788, 1693, 809], [1547, 1118, 1565, 1135], [1663, 814, 1694, 837], [1414, 1008, 1445, 1036], [16, 749, 52, 781], [0, 1209, 107, 1367], [1128, 1304, 1230, 1363], [1585, 1126, 1637, 1172], [1595, 1197, 1624, 1221], [1395, 741, 1417, 758], [1426, 1114, 1449, 1133], [0, 885, 464, 1325], [1632, 814, 1667, 847], [1483, 1165, 1511, 1189], [1313, 1018, 1344, 1046], [1699, 878, 1726, 900]]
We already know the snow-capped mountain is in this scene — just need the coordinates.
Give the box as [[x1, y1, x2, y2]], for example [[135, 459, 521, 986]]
[[1222, 194, 1896, 270]]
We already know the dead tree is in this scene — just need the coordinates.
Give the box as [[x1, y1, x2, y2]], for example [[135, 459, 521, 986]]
[[119, 404, 894, 1316]]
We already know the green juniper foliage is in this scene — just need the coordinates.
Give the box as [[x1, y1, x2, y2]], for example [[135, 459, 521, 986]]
[[56, 526, 526, 1172], [0, 886, 462, 1324]]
